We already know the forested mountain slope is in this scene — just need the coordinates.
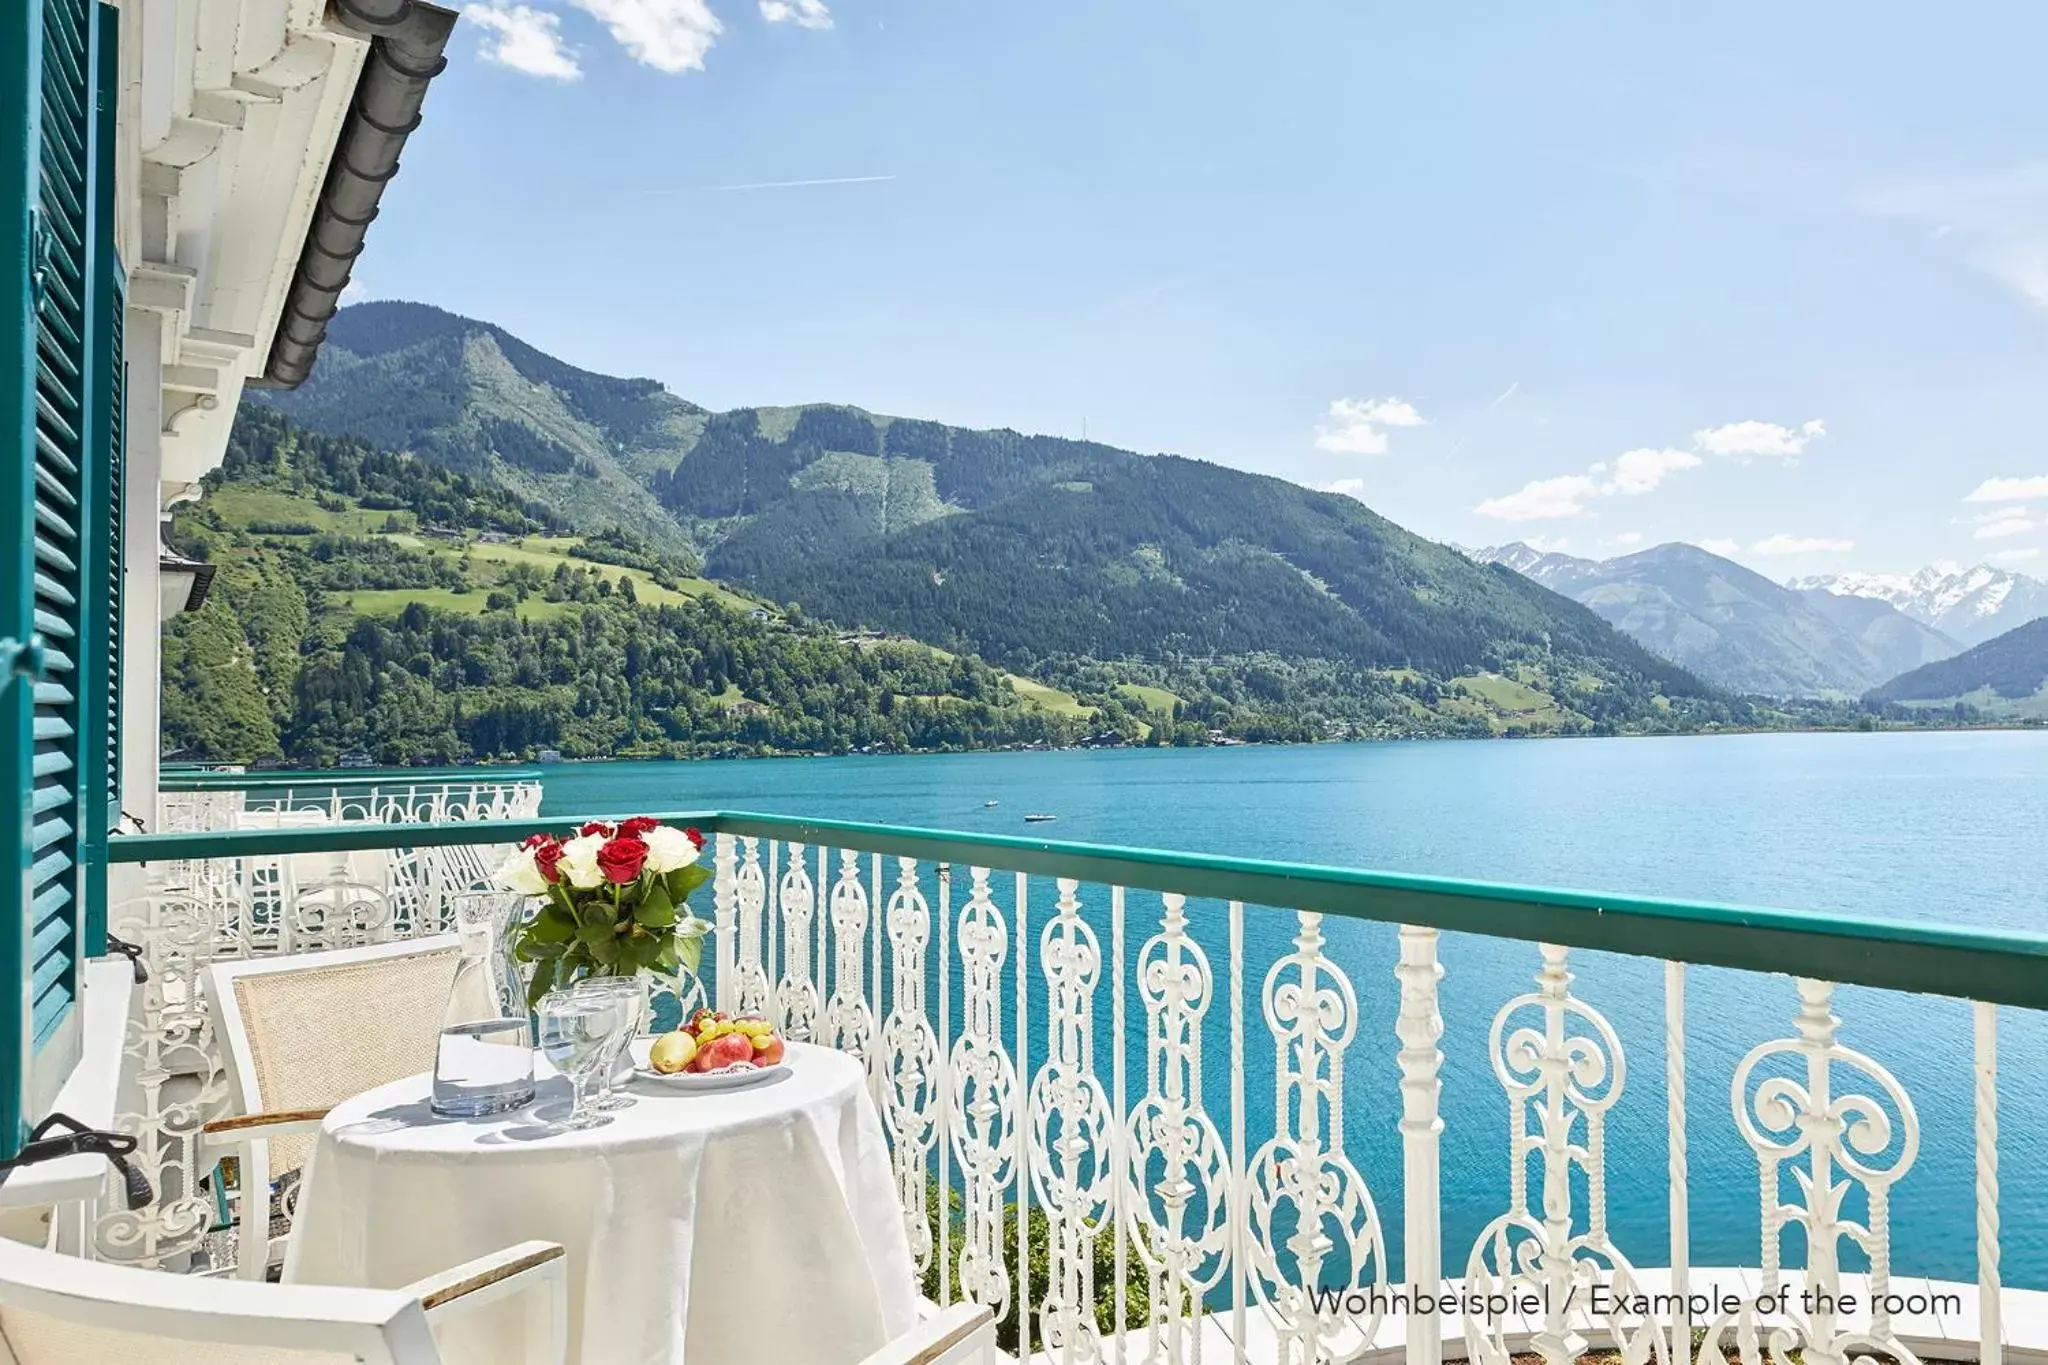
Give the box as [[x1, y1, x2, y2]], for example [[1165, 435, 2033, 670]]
[[247, 302, 1744, 738]]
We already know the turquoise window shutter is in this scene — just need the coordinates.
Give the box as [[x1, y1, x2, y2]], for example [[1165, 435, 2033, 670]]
[[79, 0, 122, 960], [1, 0, 116, 1156]]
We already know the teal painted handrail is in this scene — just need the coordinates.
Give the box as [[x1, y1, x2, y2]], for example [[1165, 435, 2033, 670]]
[[106, 810, 2048, 1011], [158, 765, 545, 792]]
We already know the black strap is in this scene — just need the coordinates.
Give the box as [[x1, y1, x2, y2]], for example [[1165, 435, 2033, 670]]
[[105, 933, 148, 984], [0, 1113, 152, 1210]]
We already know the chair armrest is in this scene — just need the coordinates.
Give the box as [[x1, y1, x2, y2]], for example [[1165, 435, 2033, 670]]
[[407, 1240, 565, 1313], [857, 1303, 997, 1365], [201, 1108, 332, 1147]]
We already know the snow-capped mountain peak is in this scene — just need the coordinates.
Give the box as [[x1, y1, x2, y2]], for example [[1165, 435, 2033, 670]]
[[1789, 562, 2048, 648]]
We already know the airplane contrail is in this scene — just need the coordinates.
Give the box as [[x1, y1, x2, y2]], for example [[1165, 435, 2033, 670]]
[[654, 174, 897, 195], [1487, 380, 1520, 409]]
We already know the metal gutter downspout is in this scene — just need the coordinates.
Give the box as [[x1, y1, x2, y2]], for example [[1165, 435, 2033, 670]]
[[250, 0, 459, 389]]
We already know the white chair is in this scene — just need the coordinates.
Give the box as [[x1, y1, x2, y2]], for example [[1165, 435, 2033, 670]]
[[856, 1304, 998, 1365], [0, 1229, 566, 1364], [203, 937, 473, 1279]]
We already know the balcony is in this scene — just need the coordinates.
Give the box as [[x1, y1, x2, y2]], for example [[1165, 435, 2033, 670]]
[[80, 771, 2048, 1364]]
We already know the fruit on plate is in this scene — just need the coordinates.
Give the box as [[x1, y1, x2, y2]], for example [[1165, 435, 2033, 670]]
[[648, 1010, 788, 1074], [693, 1032, 756, 1071], [648, 1029, 698, 1075]]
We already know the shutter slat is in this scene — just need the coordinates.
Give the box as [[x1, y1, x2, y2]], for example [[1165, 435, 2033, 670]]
[[36, 325, 79, 389], [33, 389, 78, 451], [36, 356, 80, 418], [33, 281, 81, 349], [33, 532, 77, 576], [32, 608, 74, 641], [32, 572, 74, 608], [34, 429, 76, 481], [32, 453, 76, 509], [30, 814, 71, 854], [33, 714, 73, 743], [30, 682, 71, 709], [31, 751, 74, 781], [33, 497, 72, 542], [29, 849, 71, 891], [30, 885, 72, 939], [30, 782, 69, 815], [27, 646, 71, 678]]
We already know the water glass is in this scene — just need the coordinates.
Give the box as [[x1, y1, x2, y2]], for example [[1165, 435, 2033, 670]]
[[536, 991, 620, 1130], [570, 977, 644, 1111]]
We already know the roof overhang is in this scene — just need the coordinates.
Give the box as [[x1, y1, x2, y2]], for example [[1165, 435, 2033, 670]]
[[118, 0, 458, 498], [252, 0, 459, 389]]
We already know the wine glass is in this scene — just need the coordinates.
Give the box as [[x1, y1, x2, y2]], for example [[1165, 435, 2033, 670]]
[[569, 977, 643, 1112], [536, 991, 617, 1130]]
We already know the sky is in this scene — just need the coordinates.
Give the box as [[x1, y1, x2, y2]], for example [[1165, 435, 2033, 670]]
[[355, 0, 2048, 580]]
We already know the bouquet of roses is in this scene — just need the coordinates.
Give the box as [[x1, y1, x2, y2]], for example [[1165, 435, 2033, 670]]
[[495, 817, 712, 1006]]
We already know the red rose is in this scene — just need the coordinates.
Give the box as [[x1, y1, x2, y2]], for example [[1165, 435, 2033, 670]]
[[596, 835, 649, 885], [684, 826, 705, 850], [580, 821, 615, 838], [532, 840, 564, 884], [521, 832, 551, 849], [618, 816, 658, 838]]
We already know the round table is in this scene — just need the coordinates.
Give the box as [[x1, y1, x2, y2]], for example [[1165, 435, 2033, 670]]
[[284, 1042, 918, 1365]]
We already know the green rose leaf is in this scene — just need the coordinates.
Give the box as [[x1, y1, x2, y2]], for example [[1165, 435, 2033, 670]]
[[528, 905, 576, 944], [636, 882, 677, 928]]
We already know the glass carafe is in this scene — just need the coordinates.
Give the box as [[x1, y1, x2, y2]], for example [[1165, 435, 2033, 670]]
[[431, 892, 536, 1117]]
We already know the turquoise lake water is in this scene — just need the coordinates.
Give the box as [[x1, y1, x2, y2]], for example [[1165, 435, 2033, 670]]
[[537, 730, 2048, 1286]]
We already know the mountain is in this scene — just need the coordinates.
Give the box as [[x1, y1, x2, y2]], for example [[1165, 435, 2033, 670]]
[[247, 301, 1743, 737], [257, 302, 709, 558], [1867, 615, 2048, 717], [1790, 563, 2048, 648], [1470, 542, 1961, 697]]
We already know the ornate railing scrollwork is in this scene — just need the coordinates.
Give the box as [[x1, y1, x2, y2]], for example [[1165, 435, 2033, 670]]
[[1712, 977, 1923, 1365], [1465, 944, 1666, 1365]]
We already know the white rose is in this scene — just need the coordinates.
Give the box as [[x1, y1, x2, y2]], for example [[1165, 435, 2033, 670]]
[[495, 847, 548, 897], [557, 834, 605, 889], [642, 824, 700, 875]]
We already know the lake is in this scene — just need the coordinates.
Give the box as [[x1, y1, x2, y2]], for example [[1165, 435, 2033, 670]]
[[538, 730, 2048, 1287]]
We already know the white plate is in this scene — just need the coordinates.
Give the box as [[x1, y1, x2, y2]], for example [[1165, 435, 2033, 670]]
[[633, 1062, 790, 1092]]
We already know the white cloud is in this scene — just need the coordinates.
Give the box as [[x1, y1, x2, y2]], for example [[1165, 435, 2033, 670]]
[[1965, 474, 2048, 502], [1314, 397, 1425, 456], [1609, 531, 1645, 549], [1974, 514, 2036, 541], [1474, 474, 1602, 522], [1992, 546, 2042, 563], [569, 0, 722, 73], [1603, 447, 1701, 496], [1751, 534, 1855, 556], [1474, 443, 1704, 524], [1523, 534, 1573, 553], [1694, 419, 1827, 460], [760, 0, 832, 26], [467, 2, 582, 78], [1700, 538, 1741, 557], [1323, 478, 1366, 498]]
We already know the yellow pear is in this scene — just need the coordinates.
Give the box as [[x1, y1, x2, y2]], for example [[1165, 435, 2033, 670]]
[[649, 1029, 699, 1075]]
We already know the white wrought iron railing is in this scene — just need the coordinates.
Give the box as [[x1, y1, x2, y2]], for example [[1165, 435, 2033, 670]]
[[95, 769, 544, 1271], [102, 809, 2048, 1365], [155, 767, 544, 833]]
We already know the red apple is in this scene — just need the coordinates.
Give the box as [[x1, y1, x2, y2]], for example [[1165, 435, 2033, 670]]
[[691, 1032, 756, 1072], [753, 1035, 785, 1066]]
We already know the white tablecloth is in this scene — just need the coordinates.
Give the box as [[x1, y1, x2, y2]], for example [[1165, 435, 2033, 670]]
[[285, 1042, 918, 1365]]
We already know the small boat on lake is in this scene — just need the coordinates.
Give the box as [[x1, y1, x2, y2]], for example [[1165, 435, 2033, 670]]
[[984, 800, 999, 808], [1024, 813, 1057, 823]]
